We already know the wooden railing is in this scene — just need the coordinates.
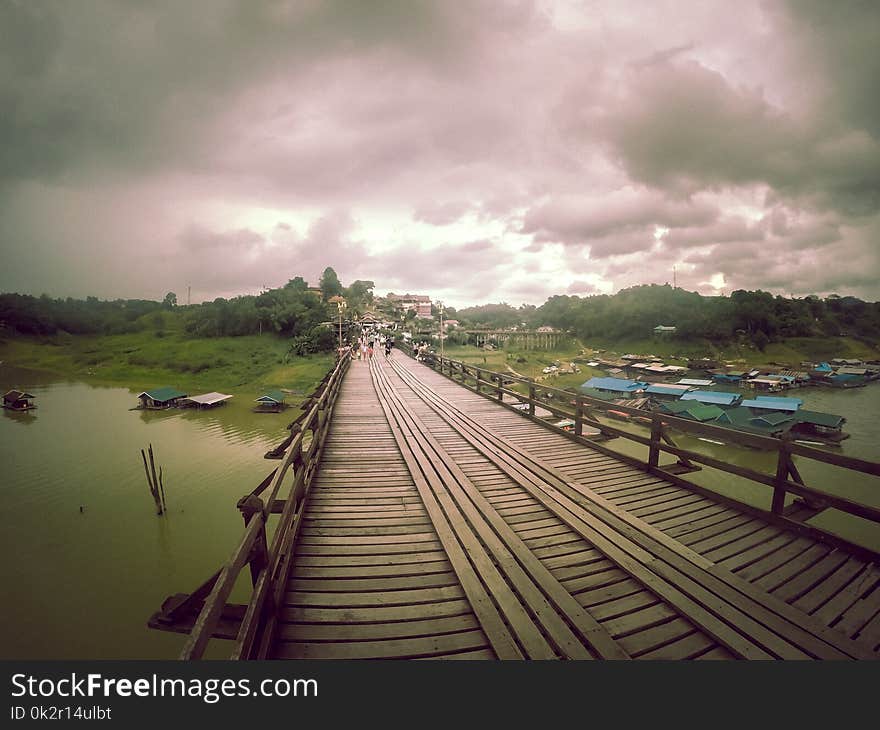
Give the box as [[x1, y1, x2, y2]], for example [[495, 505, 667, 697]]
[[149, 353, 350, 659], [400, 343, 880, 560]]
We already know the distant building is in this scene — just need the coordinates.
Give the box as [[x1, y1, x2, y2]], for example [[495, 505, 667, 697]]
[[305, 287, 322, 298], [653, 325, 677, 335], [387, 293, 433, 318]]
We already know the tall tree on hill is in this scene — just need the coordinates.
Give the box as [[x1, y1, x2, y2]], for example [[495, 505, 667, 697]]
[[320, 267, 343, 301], [345, 280, 375, 313]]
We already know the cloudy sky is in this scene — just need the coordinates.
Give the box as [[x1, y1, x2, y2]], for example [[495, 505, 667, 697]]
[[1, 0, 878, 308]]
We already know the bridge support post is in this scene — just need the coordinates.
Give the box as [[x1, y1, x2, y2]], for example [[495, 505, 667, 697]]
[[574, 396, 583, 437], [528, 384, 536, 417], [772, 435, 792, 515], [648, 415, 662, 468], [237, 495, 268, 588]]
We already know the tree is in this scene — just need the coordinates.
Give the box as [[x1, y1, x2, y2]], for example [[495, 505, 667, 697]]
[[345, 280, 375, 312], [320, 267, 343, 301], [163, 292, 177, 309]]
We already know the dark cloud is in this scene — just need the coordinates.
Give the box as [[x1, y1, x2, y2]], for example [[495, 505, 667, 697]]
[[522, 190, 718, 243], [0, 1, 878, 304]]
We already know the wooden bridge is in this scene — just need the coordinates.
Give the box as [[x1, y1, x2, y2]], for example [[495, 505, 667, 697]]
[[150, 347, 880, 660]]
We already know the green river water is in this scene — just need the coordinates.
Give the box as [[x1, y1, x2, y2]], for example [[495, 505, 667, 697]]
[[1, 365, 878, 659]]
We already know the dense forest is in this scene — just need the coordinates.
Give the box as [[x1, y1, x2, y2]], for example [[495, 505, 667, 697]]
[[3, 274, 880, 354], [459, 285, 880, 350], [0, 267, 374, 355]]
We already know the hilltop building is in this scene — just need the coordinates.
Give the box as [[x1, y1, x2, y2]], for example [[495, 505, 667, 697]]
[[386, 293, 433, 318]]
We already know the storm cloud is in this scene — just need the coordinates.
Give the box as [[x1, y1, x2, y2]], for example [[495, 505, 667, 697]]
[[0, 0, 878, 307]]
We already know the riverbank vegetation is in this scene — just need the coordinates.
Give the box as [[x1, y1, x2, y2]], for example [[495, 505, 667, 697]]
[[454, 285, 880, 363]]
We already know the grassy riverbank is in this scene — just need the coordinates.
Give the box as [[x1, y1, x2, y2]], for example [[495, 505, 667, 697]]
[[0, 330, 335, 396]]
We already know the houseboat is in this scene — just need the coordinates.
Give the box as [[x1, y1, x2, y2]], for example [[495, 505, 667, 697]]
[[179, 392, 234, 409], [136, 387, 189, 410], [2, 390, 36, 411], [254, 391, 287, 413]]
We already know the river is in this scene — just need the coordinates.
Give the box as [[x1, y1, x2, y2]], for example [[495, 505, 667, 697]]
[[0, 367, 288, 659], [1, 366, 878, 659]]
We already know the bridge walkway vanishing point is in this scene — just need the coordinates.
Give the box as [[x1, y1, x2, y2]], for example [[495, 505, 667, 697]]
[[269, 354, 879, 660]]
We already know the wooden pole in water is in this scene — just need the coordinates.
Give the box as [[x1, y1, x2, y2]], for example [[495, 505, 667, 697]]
[[149, 444, 164, 515], [158, 465, 167, 513], [141, 444, 164, 515]]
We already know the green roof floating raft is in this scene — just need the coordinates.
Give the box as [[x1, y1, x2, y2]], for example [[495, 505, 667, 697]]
[[254, 390, 287, 413]]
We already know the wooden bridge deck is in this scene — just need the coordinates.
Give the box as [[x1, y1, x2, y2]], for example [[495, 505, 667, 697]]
[[268, 354, 880, 660]]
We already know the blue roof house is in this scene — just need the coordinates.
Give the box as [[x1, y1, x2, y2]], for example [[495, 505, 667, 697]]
[[679, 390, 742, 407]]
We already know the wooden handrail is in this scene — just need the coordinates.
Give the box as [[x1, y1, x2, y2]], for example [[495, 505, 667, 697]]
[[175, 352, 350, 660], [401, 343, 880, 540]]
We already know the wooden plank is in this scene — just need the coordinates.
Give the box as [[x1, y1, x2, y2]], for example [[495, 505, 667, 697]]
[[389, 360, 783, 659], [637, 631, 717, 660], [287, 571, 461, 593], [373, 360, 619, 659], [279, 614, 480, 642], [619, 619, 696, 657], [771, 551, 851, 605], [275, 629, 489, 659], [285, 584, 467, 607], [280, 599, 474, 624], [792, 557, 870, 615], [391, 356, 872, 660], [295, 561, 453, 579]]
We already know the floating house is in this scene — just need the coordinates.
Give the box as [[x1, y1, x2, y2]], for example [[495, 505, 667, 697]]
[[659, 400, 725, 422], [705, 406, 793, 438], [137, 387, 188, 410], [677, 378, 713, 387], [254, 390, 287, 413], [2, 389, 36, 411], [180, 392, 234, 409], [711, 371, 745, 384], [645, 383, 693, 400], [791, 410, 848, 443], [741, 395, 803, 412], [679, 390, 742, 407], [827, 373, 866, 388], [580, 377, 648, 398]]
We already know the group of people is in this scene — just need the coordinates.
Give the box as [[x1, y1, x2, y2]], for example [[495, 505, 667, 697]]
[[350, 332, 395, 361], [413, 341, 433, 362]]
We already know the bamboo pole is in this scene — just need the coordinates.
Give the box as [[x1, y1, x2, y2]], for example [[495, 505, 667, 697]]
[[148, 444, 163, 515], [141, 445, 164, 515], [158, 465, 167, 513]]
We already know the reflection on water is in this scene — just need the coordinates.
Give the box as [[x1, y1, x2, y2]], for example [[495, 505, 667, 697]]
[[0, 366, 293, 659], [3, 408, 38, 426]]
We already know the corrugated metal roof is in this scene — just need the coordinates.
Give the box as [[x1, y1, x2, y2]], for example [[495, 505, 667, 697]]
[[685, 404, 725, 421], [255, 390, 286, 404], [756, 395, 803, 404], [677, 378, 713, 387], [4, 389, 35, 401], [581, 377, 647, 393], [645, 384, 692, 396], [741, 398, 801, 412], [183, 392, 234, 405], [750, 412, 793, 426], [680, 390, 741, 406], [138, 387, 188, 402], [795, 410, 845, 428]]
